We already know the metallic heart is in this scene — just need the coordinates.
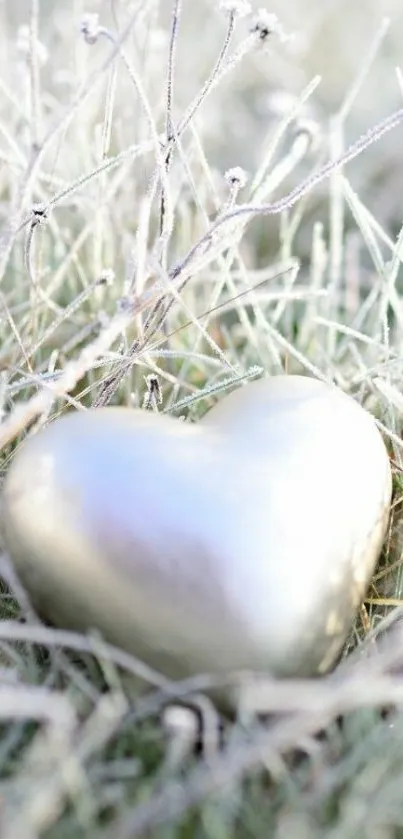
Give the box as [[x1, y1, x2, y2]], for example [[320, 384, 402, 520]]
[[0, 375, 392, 690]]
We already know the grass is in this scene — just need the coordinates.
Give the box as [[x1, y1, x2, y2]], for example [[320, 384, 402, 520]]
[[2, 0, 403, 835]]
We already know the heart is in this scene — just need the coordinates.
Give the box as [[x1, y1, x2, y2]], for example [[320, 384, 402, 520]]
[[0, 375, 392, 693]]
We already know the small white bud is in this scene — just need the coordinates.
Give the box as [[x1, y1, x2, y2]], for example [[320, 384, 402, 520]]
[[96, 269, 115, 287], [219, 0, 252, 19], [80, 13, 101, 45], [250, 10, 289, 44], [225, 166, 248, 189]]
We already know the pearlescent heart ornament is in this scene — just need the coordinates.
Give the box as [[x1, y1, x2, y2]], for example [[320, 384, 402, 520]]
[[1, 376, 392, 686]]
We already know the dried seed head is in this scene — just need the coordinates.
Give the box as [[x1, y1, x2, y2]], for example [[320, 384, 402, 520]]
[[224, 166, 248, 189], [80, 13, 101, 45], [96, 269, 115, 287], [30, 203, 49, 227], [250, 10, 289, 43], [219, 0, 252, 18]]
